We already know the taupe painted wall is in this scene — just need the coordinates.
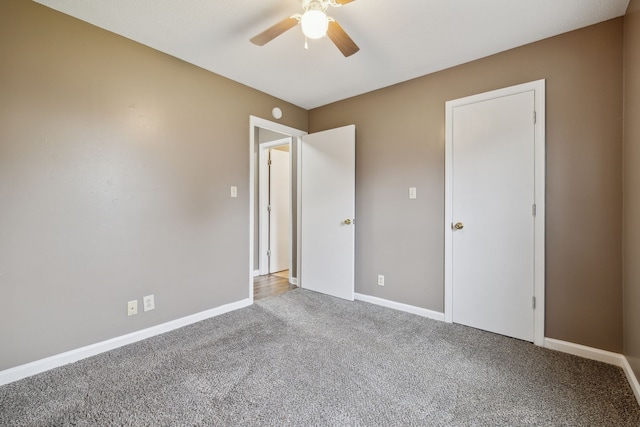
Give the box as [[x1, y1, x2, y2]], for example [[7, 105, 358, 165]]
[[0, 0, 632, 372], [310, 19, 624, 352], [624, 0, 640, 380], [0, 1, 307, 370]]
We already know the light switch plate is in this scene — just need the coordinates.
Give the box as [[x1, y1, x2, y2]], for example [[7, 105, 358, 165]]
[[409, 187, 417, 199], [230, 186, 238, 198]]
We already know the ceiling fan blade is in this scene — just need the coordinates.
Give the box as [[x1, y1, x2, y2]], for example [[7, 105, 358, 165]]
[[250, 17, 299, 46], [333, 0, 356, 4], [327, 20, 359, 57]]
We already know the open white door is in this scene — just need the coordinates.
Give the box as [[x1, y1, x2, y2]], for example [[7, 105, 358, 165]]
[[300, 125, 355, 301]]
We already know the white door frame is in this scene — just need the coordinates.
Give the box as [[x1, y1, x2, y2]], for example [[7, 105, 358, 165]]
[[444, 80, 546, 346], [249, 116, 307, 301], [258, 137, 292, 276]]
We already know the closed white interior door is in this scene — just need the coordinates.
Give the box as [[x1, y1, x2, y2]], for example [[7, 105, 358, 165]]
[[268, 148, 290, 273], [451, 90, 536, 342], [300, 125, 355, 301]]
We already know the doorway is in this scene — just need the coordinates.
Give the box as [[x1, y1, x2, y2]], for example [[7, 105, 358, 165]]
[[259, 139, 292, 277], [444, 80, 546, 345], [255, 138, 295, 300], [250, 117, 306, 301], [249, 117, 357, 302]]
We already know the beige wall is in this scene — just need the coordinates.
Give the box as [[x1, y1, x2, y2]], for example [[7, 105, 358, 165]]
[[624, 0, 640, 380], [310, 19, 624, 352], [0, 1, 307, 370], [1, 0, 633, 372]]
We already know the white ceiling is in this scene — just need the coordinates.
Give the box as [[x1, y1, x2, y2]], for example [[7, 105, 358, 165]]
[[34, 0, 629, 110]]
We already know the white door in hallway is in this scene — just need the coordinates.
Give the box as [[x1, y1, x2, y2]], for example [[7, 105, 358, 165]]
[[448, 88, 538, 342], [268, 148, 290, 274], [300, 125, 355, 301]]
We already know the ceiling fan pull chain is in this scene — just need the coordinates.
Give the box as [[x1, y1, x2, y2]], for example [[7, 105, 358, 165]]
[[304, 37, 309, 50]]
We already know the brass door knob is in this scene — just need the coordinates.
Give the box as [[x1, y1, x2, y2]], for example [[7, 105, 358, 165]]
[[344, 219, 352, 225], [453, 222, 464, 230]]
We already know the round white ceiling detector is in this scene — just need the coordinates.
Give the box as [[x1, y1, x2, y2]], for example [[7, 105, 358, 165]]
[[272, 107, 283, 119]]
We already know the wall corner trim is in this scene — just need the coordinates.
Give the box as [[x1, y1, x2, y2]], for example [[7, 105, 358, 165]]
[[0, 298, 252, 387], [354, 293, 445, 322], [544, 338, 640, 405], [622, 356, 640, 405]]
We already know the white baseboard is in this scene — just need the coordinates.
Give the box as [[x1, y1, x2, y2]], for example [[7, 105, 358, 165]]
[[0, 298, 252, 386], [544, 338, 640, 406], [543, 338, 624, 367], [622, 356, 640, 405], [354, 293, 445, 322], [252, 270, 260, 277], [290, 277, 298, 285]]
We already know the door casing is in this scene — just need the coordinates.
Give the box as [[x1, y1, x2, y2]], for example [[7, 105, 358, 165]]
[[249, 116, 306, 301], [444, 80, 546, 346], [258, 138, 292, 276]]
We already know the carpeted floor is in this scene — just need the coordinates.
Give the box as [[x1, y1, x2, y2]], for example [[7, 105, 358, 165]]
[[1, 289, 639, 426]]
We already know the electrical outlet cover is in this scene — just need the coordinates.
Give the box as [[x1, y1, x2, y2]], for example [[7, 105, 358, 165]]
[[143, 294, 155, 311]]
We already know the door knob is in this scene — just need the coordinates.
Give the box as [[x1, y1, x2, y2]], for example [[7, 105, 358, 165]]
[[344, 219, 352, 225], [453, 222, 464, 230]]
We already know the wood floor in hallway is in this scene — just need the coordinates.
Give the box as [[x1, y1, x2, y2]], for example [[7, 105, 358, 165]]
[[254, 272, 297, 300]]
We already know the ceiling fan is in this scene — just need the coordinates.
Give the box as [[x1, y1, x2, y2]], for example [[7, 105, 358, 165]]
[[250, 0, 359, 57]]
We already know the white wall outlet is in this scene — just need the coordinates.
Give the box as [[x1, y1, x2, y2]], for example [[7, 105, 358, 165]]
[[143, 294, 155, 312], [127, 300, 138, 316], [377, 274, 385, 286], [409, 187, 417, 199], [230, 186, 238, 198]]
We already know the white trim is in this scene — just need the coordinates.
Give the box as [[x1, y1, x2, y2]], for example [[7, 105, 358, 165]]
[[252, 270, 260, 277], [355, 293, 445, 322], [290, 277, 298, 285], [258, 137, 292, 276], [0, 298, 252, 386], [444, 80, 546, 347], [296, 135, 302, 288], [532, 81, 546, 346], [249, 116, 307, 302], [544, 338, 624, 367], [622, 356, 640, 405]]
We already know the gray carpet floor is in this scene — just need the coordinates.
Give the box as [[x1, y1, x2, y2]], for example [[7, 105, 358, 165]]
[[1, 288, 639, 426]]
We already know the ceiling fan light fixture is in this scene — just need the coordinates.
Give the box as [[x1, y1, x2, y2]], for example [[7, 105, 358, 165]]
[[301, 10, 329, 39], [250, 0, 359, 57]]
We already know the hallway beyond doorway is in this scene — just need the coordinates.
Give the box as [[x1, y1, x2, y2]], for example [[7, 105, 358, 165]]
[[254, 272, 296, 301]]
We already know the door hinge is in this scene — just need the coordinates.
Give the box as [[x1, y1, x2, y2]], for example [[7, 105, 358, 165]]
[[533, 111, 537, 124], [268, 158, 272, 166], [532, 204, 537, 217], [267, 250, 271, 257], [267, 205, 271, 212], [532, 296, 536, 309]]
